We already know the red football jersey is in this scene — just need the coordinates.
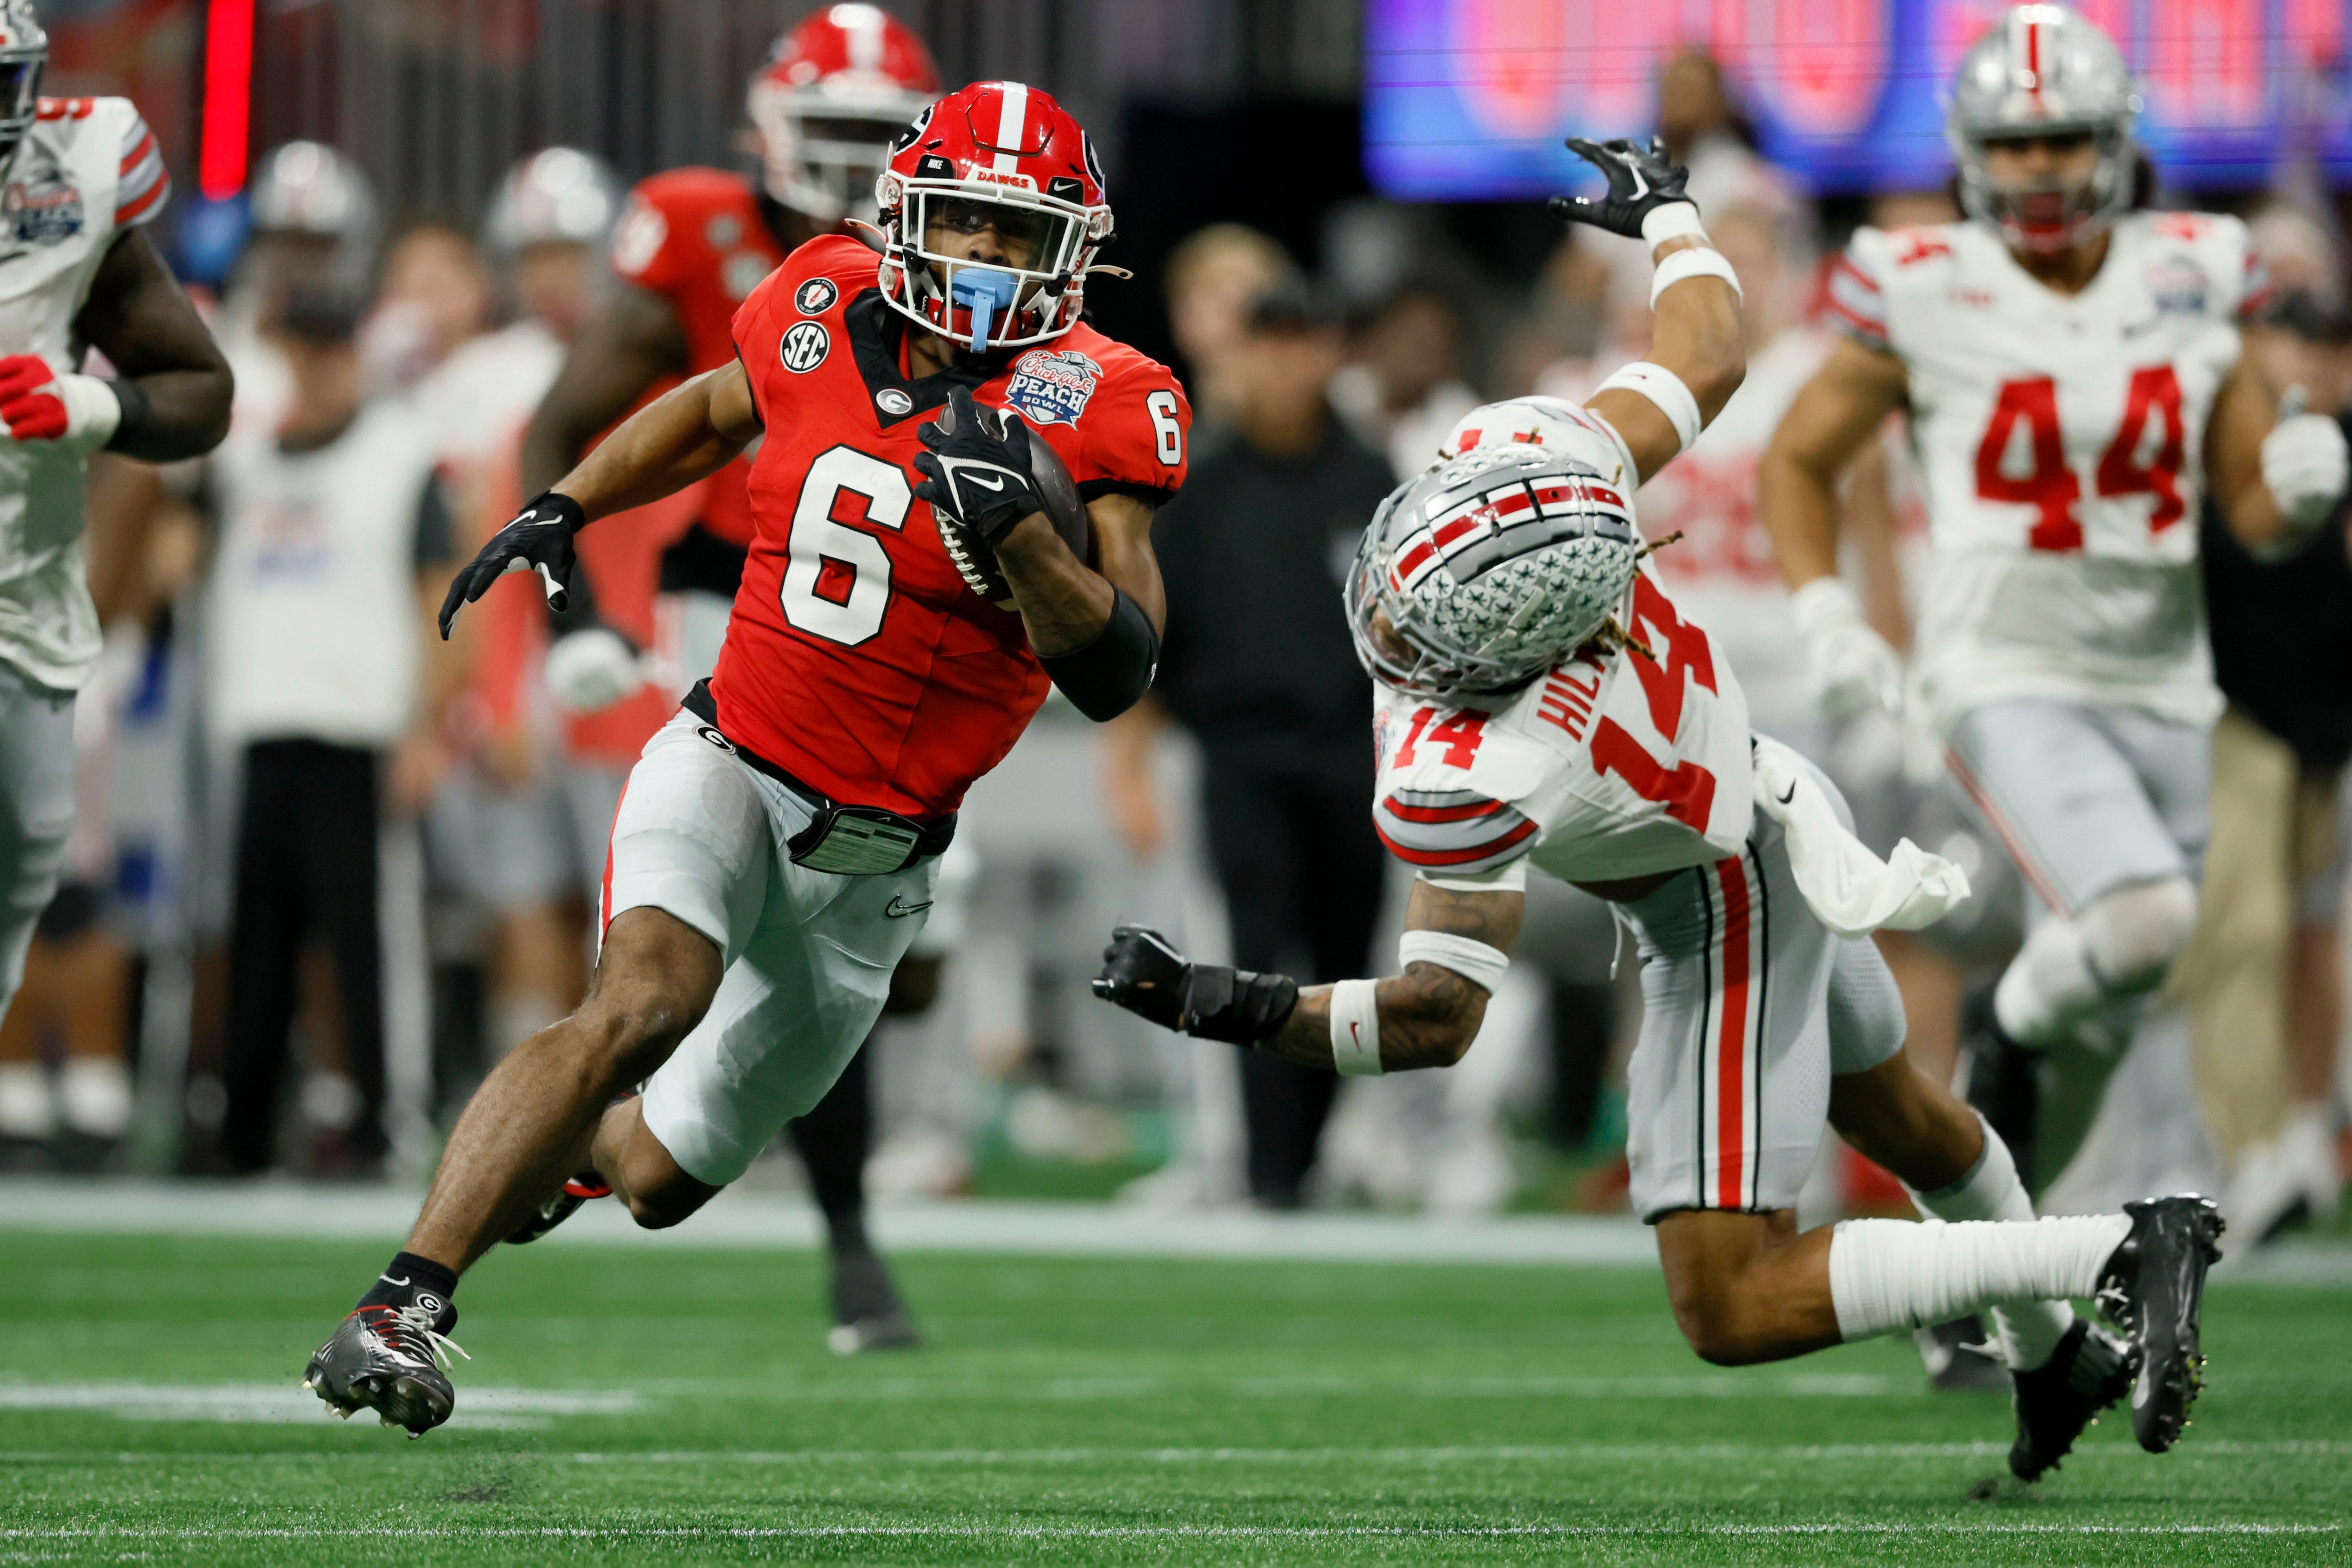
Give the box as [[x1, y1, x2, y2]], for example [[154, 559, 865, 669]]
[[607, 167, 788, 549], [709, 235, 1192, 817]]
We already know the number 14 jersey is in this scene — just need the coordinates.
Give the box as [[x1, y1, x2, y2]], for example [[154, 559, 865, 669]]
[[712, 235, 1190, 819], [1370, 572, 1754, 886], [1826, 212, 2265, 734]]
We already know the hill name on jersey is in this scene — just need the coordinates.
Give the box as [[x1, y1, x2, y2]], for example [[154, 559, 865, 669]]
[[1372, 570, 1753, 886]]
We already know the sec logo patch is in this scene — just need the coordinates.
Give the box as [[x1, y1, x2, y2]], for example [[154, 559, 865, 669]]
[[780, 322, 830, 373], [795, 277, 839, 315]]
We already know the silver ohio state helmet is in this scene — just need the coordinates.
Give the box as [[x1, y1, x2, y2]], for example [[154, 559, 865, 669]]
[[483, 147, 623, 254], [1947, 4, 2140, 255], [0, 0, 45, 170], [1348, 433, 1642, 698], [1435, 394, 1608, 466]]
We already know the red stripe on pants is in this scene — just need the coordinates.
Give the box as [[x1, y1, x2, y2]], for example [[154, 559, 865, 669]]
[[1714, 854, 1753, 1209]]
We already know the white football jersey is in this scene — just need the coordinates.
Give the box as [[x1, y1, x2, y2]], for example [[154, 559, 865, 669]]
[[1371, 570, 1754, 885], [1826, 212, 2259, 733], [0, 96, 169, 694], [1633, 326, 1829, 741]]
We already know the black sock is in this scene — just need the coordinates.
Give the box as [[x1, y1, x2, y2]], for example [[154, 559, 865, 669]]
[[357, 1251, 460, 1326]]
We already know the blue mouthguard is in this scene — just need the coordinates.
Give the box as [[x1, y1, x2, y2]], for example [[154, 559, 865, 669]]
[[950, 267, 1021, 355]]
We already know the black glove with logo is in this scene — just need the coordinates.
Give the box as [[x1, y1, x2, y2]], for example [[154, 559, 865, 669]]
[[1548, 135, 1694, 240], [439, 490, 588, 638], [1092, 924, 1300, 1046], [912, 386, 1044, 547]]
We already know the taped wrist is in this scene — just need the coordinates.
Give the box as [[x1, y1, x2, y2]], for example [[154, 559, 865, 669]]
[[1039, 588, 1158, 722], [1176, 962, 1299, 1045], [1595, 360, 1701, 454]]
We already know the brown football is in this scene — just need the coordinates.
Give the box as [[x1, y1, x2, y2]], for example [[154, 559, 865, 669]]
[[938, 424, 1094, 612]]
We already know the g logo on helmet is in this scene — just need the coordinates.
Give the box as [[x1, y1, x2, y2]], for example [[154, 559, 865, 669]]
[[779, 321, 830, 373]]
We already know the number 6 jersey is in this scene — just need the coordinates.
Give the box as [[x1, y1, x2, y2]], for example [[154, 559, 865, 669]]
[[709, 234, 1190, 818], [1824, 211, 2264, 735], [1372, 571, 1754, 886]]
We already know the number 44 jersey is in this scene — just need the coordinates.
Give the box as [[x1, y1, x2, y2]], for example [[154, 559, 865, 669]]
[[1372, 571, 1755, 887], [1825, 211, 2264, 736], [711, 234, 1191, 819]]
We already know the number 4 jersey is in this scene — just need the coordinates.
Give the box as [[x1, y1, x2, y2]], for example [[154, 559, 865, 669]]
[[709, 234, 1192, 818], [1372, 572, 1755, 886], [1825, 212, 2263, 735]]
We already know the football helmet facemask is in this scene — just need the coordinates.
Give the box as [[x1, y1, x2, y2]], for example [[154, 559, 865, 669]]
[[1947, 4, 2140, 256], [0, 0, 43, 172], [876, 81, 1113, 355], [1349, 428, 1643, 699], [748, 3, 940, 226]]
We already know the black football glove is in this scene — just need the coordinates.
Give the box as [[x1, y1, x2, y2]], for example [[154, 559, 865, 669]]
[[1548, 135, 1694, 240], [1092, 924, 1300, 1046], [912, 386, 1044, 547], [439, 491, 588, 639]]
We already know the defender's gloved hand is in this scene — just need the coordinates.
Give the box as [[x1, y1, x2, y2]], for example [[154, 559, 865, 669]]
[[439, 490, 588, 638], [2262, 402, 2349, 536], [912, 386, 1043, 547], [1790, 576, 1904, 720], [544, 627, 648, 714], [0, 353, 120, 450], [1549, 136, 1696, 243], [1092, 924, 1300, 1046]]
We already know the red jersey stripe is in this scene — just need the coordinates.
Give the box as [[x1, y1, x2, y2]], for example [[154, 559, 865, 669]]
[[1374, 816, 1536, 867], [1713, 853, 1753, 1210]]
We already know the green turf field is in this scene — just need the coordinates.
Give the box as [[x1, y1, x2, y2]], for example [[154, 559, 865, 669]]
[[2, 1231, 2346, 1565]]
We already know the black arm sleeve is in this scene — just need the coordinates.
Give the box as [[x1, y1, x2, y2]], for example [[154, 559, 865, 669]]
[[1037, 587, 1159, 722], [412, 475, 453, 570]]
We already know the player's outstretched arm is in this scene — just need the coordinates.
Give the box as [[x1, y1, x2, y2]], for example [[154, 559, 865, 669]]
[[914, 385, 1164, 719], [2206, 352, 2350, 559], [519, 284, 688, 496], [1093, 879, 1525, 1074], [1758, 340, 1911, 716], [64, 229, 233, 463], [439, 361, 758, 637], [1550, 136, 1743, 483]]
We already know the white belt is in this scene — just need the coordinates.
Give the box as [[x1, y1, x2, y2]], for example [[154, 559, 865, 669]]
[[1750, 734, 1971, 939]]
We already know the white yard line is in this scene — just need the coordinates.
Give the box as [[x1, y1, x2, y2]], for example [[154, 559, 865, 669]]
[[0, 1523, 2339, 1541], [4, 1439, 2344, 1465]]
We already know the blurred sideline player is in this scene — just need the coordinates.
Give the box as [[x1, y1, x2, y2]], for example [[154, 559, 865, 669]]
[[0, 0, 234, 1049], [427, 148, 627, 1073], [1760, 5, 2348, 1195], [510, 6, 944, 1354], [1100, 132, 2224, 1480], [310, 79, 1187, 1433]]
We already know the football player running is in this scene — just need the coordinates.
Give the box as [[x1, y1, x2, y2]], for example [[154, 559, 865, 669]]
[[1096, 134, 2222, 1480], [306, 81, 1187, 1436], [503, 8, 945, 1353], [0, 0, 233, 1031], [1759, 5, 2343, 1192]]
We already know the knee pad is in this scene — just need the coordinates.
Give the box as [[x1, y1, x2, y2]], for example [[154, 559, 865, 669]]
[[2076, 876, 2196, 996], [1994, 876, 2195, 1046]]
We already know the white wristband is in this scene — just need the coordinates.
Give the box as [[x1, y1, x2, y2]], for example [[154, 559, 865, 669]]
[[1639, 201, 1707, 246], [1649, 245, 1742, 310], [1328, 978, 1383, 1076], [1398, 930, 1511, 995], [1596, 360, 1702, 455], [1788, 575, 1867, 636], [56, 374, 122, 451]]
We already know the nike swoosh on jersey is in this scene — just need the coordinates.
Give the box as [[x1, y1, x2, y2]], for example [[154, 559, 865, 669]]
[[884, 896, 934, 918]]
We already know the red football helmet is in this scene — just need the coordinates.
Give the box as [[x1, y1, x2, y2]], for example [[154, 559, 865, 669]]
[[875, 81, 1112, 355], [747, 3, 940, 224]]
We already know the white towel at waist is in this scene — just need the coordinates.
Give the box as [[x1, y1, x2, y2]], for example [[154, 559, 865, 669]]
[[1750, 733, 1971, 939]]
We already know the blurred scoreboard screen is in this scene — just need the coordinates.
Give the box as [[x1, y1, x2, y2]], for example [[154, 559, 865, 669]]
[[1366, 0, 2352, 197]]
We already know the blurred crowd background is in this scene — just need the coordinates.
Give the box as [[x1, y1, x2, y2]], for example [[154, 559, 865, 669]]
[[5, 0, 2349, 1250]]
